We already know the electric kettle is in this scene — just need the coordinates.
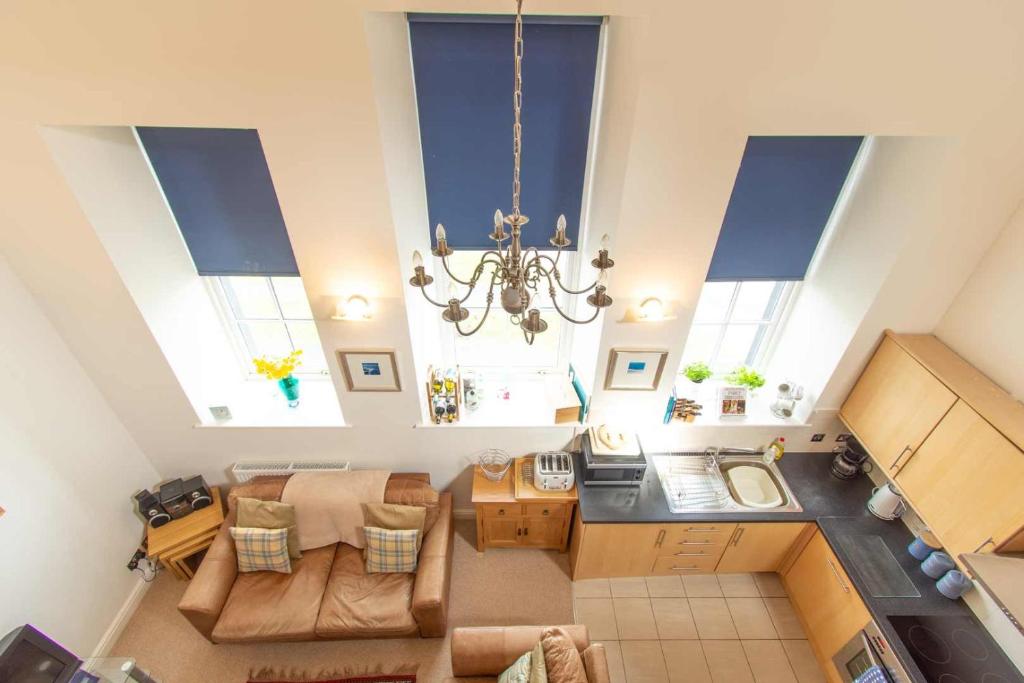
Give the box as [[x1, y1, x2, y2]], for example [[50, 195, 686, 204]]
[[867, 483, 906, 520]]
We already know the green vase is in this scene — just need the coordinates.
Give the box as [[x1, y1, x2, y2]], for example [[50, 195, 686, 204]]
[[277, 375, 300, 407]]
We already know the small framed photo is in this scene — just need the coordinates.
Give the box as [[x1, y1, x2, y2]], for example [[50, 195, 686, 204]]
[[719, 386, 748, 417], [604, 348, 669, 391], [338, 349, 401, 392]]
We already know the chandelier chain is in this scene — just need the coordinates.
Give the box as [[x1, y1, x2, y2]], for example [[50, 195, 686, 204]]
[[512, 0, 524, 217]]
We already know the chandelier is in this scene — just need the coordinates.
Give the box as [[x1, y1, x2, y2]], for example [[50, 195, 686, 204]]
[[408, 0, 615, 345]]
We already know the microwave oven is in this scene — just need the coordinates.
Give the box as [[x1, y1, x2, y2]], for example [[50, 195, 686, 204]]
[[580, 432, 647, 486]]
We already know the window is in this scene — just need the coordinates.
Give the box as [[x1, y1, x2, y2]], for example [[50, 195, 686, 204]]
[[681, 281, 796, 374], [435, 250, 576, 371], [208, 276, 328, 377]]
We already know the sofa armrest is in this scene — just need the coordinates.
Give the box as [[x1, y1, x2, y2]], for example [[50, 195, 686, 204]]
[[177, 513, 237, 642], [583, 643, 612, 683], [412, 490, 453, 637], [450, 625, 590, 677]]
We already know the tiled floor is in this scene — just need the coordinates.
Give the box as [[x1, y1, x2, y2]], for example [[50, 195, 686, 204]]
[[573, 573, 826, 683]]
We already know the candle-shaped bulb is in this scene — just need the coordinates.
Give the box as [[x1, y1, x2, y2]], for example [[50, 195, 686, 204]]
[[601, 234, 610, 251], [412, 250, 423, 269], [494, 209, 504, 227], [435, 223, 446, 241], [597, 270, 609, 288], [556, 214, 567, 234], [448, 283, 458, 301]]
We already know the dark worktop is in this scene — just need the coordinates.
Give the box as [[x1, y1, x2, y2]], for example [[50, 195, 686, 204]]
[[575, 451, 974, 683]]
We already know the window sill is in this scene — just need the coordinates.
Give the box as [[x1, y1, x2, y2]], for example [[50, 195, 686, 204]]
[[420, 373, 582, 428], [194, 377, 345, 428], [667, 379, 808, 428]]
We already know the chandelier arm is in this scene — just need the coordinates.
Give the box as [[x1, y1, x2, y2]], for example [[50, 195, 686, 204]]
[[417, 284, 449, 308], [441, 251, 506, 287], [521, 327, 536, 346], [455, 260, 504, 304], [440, 254, 475, 286], [525, 253, 599, 295], [545, 274, 602, 324], [454, 293, 495, 337]]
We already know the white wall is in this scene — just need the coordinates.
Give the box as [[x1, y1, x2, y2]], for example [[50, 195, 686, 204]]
[[0, 254, 160, 657], [935, 204, 1024, 399], [2, 0, 1024, 512]]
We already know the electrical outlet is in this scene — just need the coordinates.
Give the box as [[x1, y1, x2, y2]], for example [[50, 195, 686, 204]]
[[836, 433, 852, 442], [127, 549, 146, 571], [209, 405, 232, 420], [811, 433, 825, 442]]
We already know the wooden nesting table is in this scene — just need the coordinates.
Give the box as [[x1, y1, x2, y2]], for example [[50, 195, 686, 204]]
[[471, 457, 577, 552], [147, 486, 224, 580]]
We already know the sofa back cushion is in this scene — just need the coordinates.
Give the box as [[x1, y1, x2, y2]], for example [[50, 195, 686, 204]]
[[365, 503, 427, 551], [227, 475, 291, 512], [237, 497, 301, 559], [384, 477, 440, 534]]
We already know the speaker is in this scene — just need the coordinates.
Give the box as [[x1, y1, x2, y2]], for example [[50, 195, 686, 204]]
[[135, 489, 171, 528], [182, 475, 213, 510], [158, 478, 191, 520]]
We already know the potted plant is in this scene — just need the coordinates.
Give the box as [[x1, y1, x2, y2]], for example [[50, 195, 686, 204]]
[[683, 361, 713, 384], [725, 365, 766, 395], [254, 350, 304, 407]]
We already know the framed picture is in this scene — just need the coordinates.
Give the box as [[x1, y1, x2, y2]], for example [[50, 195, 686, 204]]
[[604, 348, 669, 391], [337, 349, 401, 392], [719, 386, 748, 417]]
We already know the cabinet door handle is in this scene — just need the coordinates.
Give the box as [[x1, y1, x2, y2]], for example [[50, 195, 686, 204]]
[[670, 566, 702, 571], [674, 551, 708, 557], [890, 446, 913, 470], [498, 509, 506, 516], [973, 537, 995, 553], [524, 526, 529, 536], [731, 527, 746, 547], [654, 529, 666, 548], [516, 527, 521, 536], [542, 509, 550, 516], [826, 557, 850, 594]]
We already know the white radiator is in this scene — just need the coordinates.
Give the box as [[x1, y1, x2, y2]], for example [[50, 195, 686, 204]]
[[230, 460, 351, 483]]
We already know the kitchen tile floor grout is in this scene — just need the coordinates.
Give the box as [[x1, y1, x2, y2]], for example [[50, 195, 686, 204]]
[[572, 572, 826, 683]]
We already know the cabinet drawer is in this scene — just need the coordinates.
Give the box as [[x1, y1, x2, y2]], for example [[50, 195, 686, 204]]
[[651, 554, 720, 574], [661, 524, 737, 551], [523, 503, 566, 519], [480, 504, 522, 518]]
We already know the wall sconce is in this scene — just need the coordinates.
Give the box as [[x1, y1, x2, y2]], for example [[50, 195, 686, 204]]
[[331, 295, 372, 321], [621, 297, 676, 323]]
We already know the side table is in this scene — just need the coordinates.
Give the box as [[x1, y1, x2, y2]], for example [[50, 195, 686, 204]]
[[147, 486, 224, 580], [471, 457, 577, 552]]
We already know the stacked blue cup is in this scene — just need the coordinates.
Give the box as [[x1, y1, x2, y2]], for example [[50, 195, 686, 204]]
[[937, 570, 972, 599]]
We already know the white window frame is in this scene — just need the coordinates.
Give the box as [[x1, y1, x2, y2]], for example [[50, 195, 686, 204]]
[[205, 275, 328, 380], [683, 280, 799, 373]]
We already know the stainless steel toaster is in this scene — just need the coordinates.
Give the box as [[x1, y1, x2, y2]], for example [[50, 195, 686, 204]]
[[533, 451, 575, 491]]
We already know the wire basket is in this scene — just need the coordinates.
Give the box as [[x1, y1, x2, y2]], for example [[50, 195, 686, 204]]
[[478, 449, 512, 481]]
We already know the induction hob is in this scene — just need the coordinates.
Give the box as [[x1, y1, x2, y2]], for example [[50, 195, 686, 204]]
[[887, 614, 1024, 682]]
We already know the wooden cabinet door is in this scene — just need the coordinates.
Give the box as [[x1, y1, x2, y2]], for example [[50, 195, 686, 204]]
[[716, 523, 810, 573], [522, 516, 564, 548], [896, 400, 1024, 559], [840, 336, 956, 473], [572, 523, 662, 578], [482, 517, 521, 548], [784, 530, 869, 683]]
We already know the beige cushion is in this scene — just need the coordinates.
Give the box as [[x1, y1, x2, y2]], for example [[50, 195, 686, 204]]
[[229, 527, 292, 574], [237, 497, 301, 559], [365, 502, 427, 550], [530, 641, 549, 683], [384, 477, 440, 534], [541, 627, 589, 683], [363, 527, 419, 573], [498, 650, 532, 683]]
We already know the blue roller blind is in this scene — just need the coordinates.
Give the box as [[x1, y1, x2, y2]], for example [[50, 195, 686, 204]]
[[707, 136, 863, 282], [409, 14, 601, 250], [136, 127, 299, 276]]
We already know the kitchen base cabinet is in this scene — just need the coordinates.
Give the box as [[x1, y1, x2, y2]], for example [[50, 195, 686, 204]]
[[716, 522, 811, 572], [783, 529, 870, 683], [571, 522, 662, 578]]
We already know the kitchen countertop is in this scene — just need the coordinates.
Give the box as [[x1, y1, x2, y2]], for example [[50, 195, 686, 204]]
[[575, 451, 975, 683]]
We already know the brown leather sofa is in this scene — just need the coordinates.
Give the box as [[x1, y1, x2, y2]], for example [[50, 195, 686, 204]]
[[178, 473, 453, 643], [443, 625, 610, 682]]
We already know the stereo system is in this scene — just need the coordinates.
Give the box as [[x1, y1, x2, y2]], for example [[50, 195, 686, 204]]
[[135, 475, 212, 528]]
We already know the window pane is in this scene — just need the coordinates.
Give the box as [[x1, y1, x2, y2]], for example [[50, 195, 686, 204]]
[[271, 277, 314, 319], [693, 282, 736, 322], [238, 320, 292, 360], [681, 325, 719, 366], [716, 324, 762, 370], [286, 321, 327, 373], [454, 309, 561, 368], [222, 277, 279, 319], [732, 281, 782, 322]]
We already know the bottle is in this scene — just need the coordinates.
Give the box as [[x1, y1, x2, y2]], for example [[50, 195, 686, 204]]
[[768, 437, 786, 461]]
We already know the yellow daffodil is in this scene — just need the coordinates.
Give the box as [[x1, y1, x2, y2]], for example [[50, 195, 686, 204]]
[[253, 349, 303, 381]]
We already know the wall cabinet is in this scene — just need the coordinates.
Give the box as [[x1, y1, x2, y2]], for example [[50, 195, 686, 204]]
[[840, 336, 956, 474], [716, 522, 810, 573], [784, 529, 870, 683], [570, 521, 807, 579], [896, 400, 1024, 558]]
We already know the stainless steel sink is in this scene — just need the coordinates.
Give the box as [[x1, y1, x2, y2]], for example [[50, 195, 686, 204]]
[[653, 450, 803, 513]]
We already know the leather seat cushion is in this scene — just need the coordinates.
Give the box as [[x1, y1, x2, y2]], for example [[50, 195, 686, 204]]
[[211, 544, 335, 643], [315, 543, 418, 639]]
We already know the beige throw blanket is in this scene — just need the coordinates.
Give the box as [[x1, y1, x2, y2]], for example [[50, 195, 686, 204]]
[[281, 470, 391, 550]]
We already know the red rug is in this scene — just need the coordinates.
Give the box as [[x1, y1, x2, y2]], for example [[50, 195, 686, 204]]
[[248, 667, 416, 683], [249, 678, 415, 683]]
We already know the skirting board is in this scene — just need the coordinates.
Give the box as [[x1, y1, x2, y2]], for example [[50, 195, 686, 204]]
[[91, 576, 152, 659], [453, 507, 475, 520]]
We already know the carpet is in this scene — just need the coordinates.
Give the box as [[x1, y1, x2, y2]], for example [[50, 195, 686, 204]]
[[249, 673, 415, 683]]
